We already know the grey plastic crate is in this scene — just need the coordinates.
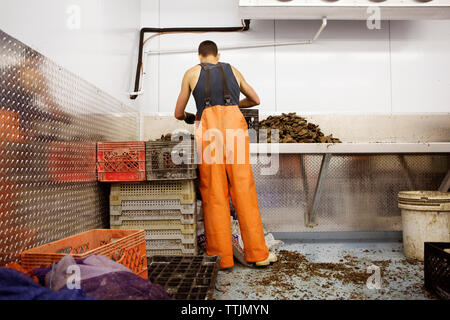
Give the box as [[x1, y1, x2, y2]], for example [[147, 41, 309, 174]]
[[110, 210, 195, 226], [146, 141, 197, 181], [113, 199, 196, 214], [144, 229, 196, 242], [111, 219, 195, 234], [146, 239, 197, 256], [109, 206, 196, 225], [110, 181, 196, 206]]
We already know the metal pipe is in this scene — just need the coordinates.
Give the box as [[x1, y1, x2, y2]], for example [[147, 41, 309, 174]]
[[143, 18, 328, 56], [129, 18, 327, 99], [130, 20, 251, 100], [128, 51, 148, 96], [312, 18, 327, 42]]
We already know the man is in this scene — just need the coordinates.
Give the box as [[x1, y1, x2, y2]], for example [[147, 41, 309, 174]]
[[174, 40, 277, 269]]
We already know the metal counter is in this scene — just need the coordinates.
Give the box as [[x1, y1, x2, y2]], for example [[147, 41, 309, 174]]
[[250, 143, 450, 234]]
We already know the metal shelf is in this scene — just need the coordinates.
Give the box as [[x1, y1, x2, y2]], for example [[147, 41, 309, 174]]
[[250, 142, 450, 154], [250, 142, 450, 228]]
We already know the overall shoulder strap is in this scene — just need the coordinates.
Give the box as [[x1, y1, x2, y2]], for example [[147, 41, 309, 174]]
[[200, 63, 211, 107], [217, 62, 232, 106]]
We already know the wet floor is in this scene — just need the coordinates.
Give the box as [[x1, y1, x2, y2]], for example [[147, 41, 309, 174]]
[[214, 241, 433, 300]]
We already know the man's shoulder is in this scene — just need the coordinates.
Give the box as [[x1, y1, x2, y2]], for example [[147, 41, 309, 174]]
[[223, 63, 239, 74], [185, 64, 201, 75], [220, 62, 235, 71], [226, 64, 241, 84], [184, 65, 201, 90]]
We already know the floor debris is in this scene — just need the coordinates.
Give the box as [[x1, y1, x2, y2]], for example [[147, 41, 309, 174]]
[[214, 241, 435, 300]]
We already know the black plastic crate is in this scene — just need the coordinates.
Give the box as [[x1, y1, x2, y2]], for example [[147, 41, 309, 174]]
[[146, 141, 197, 181], [148, 255, 220, 300], [240, 108, 259, 143], [424, 242, 450, 300]]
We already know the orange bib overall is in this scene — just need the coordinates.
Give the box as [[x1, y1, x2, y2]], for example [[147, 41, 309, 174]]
[[194, 63, 268, 268]]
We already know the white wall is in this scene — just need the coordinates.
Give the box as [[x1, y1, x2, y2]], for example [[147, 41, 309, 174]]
[[139, 0, 450, 116], [390, 20, 450, 113], [0, 0, 141, 106], [1, 0, 449, 116]]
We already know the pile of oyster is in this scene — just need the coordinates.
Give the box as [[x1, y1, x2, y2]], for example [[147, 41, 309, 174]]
[[259, 113, 341, 143]]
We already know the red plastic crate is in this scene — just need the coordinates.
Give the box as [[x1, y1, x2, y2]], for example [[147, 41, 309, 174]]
[[97, 141, 146, 182], [21, 229, 148, 279]]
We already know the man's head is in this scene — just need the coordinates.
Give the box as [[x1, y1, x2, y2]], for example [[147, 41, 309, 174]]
[[198, 40, 220, 63]]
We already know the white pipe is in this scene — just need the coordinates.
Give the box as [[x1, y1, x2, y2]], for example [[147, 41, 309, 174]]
[[312, 18, 327, 42], [144, 40, 312, 55]]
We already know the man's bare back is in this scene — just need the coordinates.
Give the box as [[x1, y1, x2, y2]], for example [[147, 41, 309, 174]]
[[174, 62, 260, 121], [184, 64, 244, 92]]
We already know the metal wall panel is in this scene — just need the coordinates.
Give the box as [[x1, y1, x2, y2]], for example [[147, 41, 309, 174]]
[[253, 154, 449, 233], [0, 30, 138, 265]]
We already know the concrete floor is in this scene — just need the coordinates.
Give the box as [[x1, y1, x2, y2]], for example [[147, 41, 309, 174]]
[[214, 241, 433, 300]]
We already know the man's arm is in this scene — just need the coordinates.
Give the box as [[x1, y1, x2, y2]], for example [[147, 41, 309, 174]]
[[232, 66, 260, 108], [174, 70, 192, 120]]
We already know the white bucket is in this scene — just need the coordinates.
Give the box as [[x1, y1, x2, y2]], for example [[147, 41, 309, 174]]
[[398, 191, 450, 261]]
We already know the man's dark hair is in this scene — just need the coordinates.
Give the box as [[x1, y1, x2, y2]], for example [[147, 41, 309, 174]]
[[198, 40, 218, 57]]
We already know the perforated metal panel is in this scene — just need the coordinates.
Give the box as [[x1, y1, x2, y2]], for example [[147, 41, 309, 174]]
[[253, 154, 449, 232], [0, 30, 138, 265]]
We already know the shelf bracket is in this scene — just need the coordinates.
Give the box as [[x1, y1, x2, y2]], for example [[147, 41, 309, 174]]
[[306, 153, 332, 228]]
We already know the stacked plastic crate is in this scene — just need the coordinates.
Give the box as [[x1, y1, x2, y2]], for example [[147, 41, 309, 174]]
[[97, 141, 146, 182], [109, 138, 198, 257]]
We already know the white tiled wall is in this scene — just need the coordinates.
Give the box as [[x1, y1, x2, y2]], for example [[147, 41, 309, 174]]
[[274, 20, 391, 114], [140, 0, 450, 116], [1, 0, 449, 115], [390, 20, 450, 113], [157, 20, 276, 115], [0, 0, 141, 105]]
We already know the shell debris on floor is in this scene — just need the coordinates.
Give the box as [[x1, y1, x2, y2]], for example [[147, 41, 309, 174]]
[[214, 241, 435, 300]]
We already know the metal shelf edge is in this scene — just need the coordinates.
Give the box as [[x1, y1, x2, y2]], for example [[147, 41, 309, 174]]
[[249, 142, 450, 154]]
